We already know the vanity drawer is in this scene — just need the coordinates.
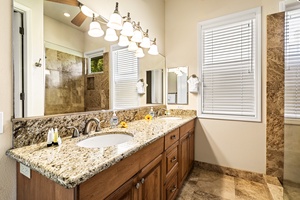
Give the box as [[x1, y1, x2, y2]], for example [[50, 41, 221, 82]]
[[179, 120, 195, 138], [166, 144, 178, 174], [165, 173, 178, 200], [165, 129, 179, 150]]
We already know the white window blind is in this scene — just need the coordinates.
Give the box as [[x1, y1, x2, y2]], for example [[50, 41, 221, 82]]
[[199, 8, 261, 121], [112, 48, 139, 109], [285, 9, 300, 119]]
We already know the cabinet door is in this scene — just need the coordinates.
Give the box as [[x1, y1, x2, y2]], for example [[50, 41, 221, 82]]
[[189, 131, 195, 170], [105, 176, 137, 200], [179, 133, 189, 185], [137, 154, 163, 200]]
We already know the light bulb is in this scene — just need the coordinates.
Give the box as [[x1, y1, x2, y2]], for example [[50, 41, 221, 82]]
[[104, 28, 118, 42], [140, 37, 151, 48], [128, 41, 138, 51], [135, 48, 145, 58], [131, 30, 143, 43], [118, 35, 129, 47], [88, 21, 104, 37]]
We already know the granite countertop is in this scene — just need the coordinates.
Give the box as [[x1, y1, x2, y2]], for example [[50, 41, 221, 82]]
[[6, 115, 196, 189]]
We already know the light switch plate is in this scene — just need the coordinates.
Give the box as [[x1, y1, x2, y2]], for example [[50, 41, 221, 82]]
[[0, 112, 3, 134], [20, 163, 31, 179]]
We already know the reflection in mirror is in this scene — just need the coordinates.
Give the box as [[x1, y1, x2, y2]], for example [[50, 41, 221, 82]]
[[146, 69, 163, 104], [12, 0, 166, 118], [167, 67, 188, 104]]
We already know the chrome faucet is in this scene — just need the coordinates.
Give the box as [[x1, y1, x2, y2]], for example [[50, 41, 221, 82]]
[[158, 108, 168, 116], [83, 118, 101, 135]]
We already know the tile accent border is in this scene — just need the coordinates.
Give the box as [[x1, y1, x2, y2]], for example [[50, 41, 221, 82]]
[[266, 12, 285, 181], [194, 161, 265, 184]]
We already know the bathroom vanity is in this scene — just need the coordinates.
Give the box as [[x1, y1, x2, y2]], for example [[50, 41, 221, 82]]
[[8, 116, 195, 200]]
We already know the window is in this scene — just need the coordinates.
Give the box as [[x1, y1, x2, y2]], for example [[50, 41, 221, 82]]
[[112, 47, 139, 109], [85, 48, 105, 74], [198, 7, 261, 121], [285, 8, 300, 119]]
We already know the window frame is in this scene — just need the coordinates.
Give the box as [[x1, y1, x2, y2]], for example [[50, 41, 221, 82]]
[[84, 48, 105, 74], [197, 7, 262, 122]]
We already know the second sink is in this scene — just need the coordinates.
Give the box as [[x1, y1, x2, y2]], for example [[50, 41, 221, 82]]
[[77, 133, 133, 148]]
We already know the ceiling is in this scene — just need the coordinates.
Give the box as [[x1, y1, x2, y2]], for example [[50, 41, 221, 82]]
[[44, 0, 91, 32]]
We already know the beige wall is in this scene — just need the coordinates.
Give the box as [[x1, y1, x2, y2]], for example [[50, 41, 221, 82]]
[[284, 123, 300, 183], [165, 0, 281, 173], [0, 1, 16, 200], [44, 16, 84, 57]]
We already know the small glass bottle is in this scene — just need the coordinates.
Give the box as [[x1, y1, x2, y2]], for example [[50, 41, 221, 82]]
[[110, 111, 119, 128]]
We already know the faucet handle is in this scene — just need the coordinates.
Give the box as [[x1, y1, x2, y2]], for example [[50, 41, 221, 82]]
[[67, 126, 80, 138]]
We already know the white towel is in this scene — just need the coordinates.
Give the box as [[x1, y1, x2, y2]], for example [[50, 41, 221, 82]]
[[187, 77, 199, 93], [136, 80, 146, 94]]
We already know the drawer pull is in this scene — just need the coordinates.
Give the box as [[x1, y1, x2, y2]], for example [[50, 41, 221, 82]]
[[171, 186, 177, 193], [136, 182, 140, 189], [170, 135, 176, 140], [171, 157, 177, 163], [141, 178, 145, 184]]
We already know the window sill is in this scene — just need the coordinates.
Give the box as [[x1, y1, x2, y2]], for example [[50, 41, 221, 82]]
[[284, 118, 300, 125]]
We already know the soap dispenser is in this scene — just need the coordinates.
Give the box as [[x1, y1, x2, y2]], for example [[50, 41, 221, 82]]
[[149, 107, 155, 118], [110, 111, 119, 128]]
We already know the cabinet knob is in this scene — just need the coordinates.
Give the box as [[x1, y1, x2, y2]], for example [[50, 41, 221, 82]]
[[171, 157, 177, 163], [170, 135, 176, 140], [141, 178, 145, 184], [171, 185, 177, 193], [136, 182, 140, 189]]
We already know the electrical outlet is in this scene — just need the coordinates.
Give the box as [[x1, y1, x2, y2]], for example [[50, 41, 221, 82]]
[[20, 163, 31, 179], [0, 112, 3, 134]]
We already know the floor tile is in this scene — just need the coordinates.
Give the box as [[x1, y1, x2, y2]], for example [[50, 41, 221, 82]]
[[235, 178, 270, 200]]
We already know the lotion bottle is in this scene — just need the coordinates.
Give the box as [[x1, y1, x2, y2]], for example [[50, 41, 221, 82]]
[[53, 128, 58, 145], [110, 111, 119, 128]]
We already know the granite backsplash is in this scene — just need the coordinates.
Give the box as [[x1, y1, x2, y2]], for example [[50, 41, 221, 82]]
[[12, 106, 196, 148]]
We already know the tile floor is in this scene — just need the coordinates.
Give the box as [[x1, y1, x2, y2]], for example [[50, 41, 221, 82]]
[[283, 181, 300, 200], [177, 167, 272, 200]]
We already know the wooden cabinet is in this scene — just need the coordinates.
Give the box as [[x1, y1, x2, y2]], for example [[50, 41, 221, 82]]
[[106, 155, 163, 200], [165, 173, 178, 200], [136, 154, 163, 200], [178, 120, 195, 186], [16, 119, 195, 200], [164, 130, 179, 200], [105, 176, 137, 200]]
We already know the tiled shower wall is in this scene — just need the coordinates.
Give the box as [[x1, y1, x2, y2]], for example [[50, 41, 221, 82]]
[[266, 12, 285, 181], [45, 48, 85, 115]]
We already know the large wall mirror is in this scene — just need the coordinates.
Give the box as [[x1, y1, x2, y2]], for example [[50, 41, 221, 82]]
[[12, 0, 165, 119], [167, 66, 188, 104]]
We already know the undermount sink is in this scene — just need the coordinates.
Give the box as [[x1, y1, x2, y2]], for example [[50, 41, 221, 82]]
[[77, 133, 133, 148], [159, 116, 182, 120]]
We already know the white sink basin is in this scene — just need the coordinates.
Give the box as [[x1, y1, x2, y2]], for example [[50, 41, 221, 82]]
[[159, 116, 182, 120], [77, 133, 133, 148]]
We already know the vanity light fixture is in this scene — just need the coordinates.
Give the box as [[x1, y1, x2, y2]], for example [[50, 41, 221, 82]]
[[87, 2, 159, 57], [148, 38, 159, 55], [135, 47, 145, 58], [118, 35, 130, 47], [107, 2, 123, 30], [120, 13, 134, 36], [64, 12, 70, 17], [104, 28, 118, 42], [88, 14, 104, 37], [140, 30, 151, 48], [81, 4, 99, 18], [128, 41, 138, 51]]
